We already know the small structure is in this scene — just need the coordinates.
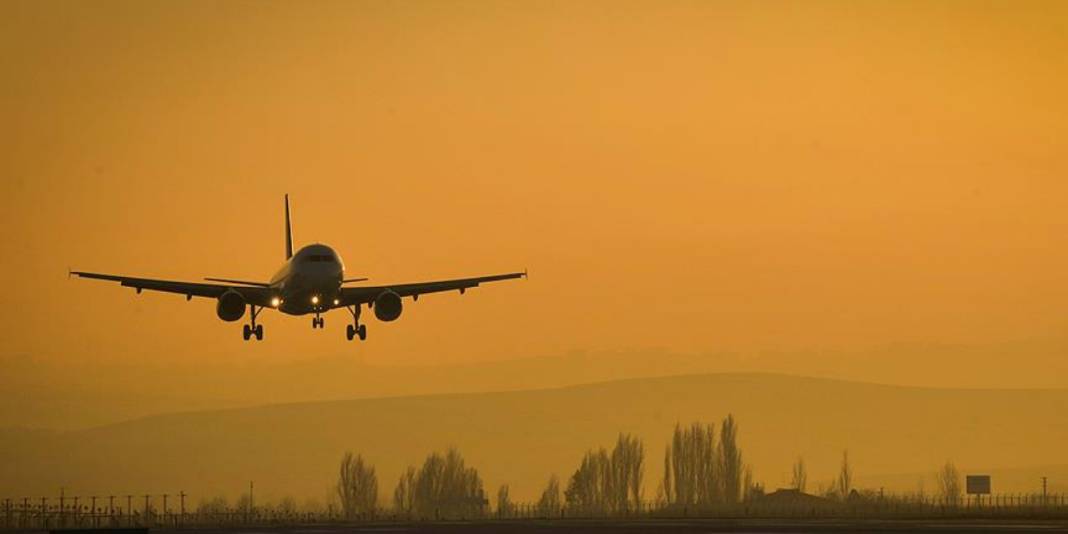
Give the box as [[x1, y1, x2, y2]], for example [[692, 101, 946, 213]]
[[966, 475, 991, 505], [966, 475, 991, 495]]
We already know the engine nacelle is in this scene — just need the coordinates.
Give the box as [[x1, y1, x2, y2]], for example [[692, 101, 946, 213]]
[[216, 290, 246, 322], [374, 290, 403, 322]]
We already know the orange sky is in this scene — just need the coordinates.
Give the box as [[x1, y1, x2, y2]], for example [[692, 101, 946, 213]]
[[2, 0, 1067, 376]]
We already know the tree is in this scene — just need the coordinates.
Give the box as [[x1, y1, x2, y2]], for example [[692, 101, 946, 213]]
[[718, 415, 743, 504], [791, 456, 808, 493], [537, 475, 562, 517], [936, 461, 961, 505], [564, 433, 645, 516], [392, 466, 417, 514], [661, 415, 745, 509], [610, 433, 644, 514], [196, 496, 228, 516], [496, 485, 514, 518], [399, 447, 486, 519], [564, 448, 610, 514], [337, 452, 378, 519], [836, 450, 853, 499], [660, 447, 674, 506], [234, 493, 252, 518], [276, 496, 298, 516], [662, 422, 717, 507]]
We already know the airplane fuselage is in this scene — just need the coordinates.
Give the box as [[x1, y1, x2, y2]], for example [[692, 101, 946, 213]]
[[269, 244, 345, 315]]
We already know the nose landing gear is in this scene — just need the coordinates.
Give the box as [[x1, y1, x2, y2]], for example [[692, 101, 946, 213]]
[[345, 305, 367, 341], [243, 305, 264, 341], [312, 315, 324, 329]]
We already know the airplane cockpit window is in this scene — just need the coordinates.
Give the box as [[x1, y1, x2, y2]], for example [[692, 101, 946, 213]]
[[304, 254, 336, 263]]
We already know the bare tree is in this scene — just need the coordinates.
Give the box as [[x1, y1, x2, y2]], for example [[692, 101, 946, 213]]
[[392, 466, 417, 515], [611, 433, 644, 514], [663, 422, 717, 507], [403, 447, 486, 519], [836, 450, 853, 500], [564, 433, 645, 516], [936, 461, 961, 505], [276, 496, 298, 516], [791, 456, 808, 493], [196, 496, 228, 516], [564, 447, 610, 514], [661, 447, 674, 506], [337, 452, 378, 519], [537, 475, 562, 517], [496, 485, 514, 518], [718, 415, 743, 504], [662, 415, 744, 508]]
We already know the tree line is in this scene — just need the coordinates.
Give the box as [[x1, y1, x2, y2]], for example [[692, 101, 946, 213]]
[[332, 415, 970, 518], [335, 414, 754, 518]]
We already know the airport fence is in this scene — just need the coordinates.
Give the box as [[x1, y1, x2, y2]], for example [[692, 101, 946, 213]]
[[4, 492, 1068, 529]]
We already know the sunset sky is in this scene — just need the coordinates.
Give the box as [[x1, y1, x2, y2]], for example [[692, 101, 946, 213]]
[[3, 0, 1067, 379]]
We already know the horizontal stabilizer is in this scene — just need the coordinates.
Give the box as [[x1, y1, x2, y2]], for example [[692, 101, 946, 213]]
[[342, 277, 369, 284]]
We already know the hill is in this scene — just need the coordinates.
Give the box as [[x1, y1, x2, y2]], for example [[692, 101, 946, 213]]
[[1, 373, 1066, 504], [7, 337, 1068, 430]]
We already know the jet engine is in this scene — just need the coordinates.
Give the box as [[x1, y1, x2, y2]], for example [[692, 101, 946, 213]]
[[374, 290, 403, 321], [216, 290, 246, 322]]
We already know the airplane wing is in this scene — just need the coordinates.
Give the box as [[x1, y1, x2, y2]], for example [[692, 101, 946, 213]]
[[339, 271, 526, 306], [71, 271, 275, 306]]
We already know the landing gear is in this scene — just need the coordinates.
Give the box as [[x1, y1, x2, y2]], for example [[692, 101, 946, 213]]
[[312, 315, 324, 329], [345, 305, 366, 341], [243, 305, 264, 341], [346, 323, 366, 341]]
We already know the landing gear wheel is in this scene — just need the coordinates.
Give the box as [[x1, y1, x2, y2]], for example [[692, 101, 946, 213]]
[[357, 324, 366, 341], [244, 304, 264, 341], [346, 324, 355, 341]]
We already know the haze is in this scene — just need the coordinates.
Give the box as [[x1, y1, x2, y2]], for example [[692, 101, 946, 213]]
[[3, 0, 1068, 495]]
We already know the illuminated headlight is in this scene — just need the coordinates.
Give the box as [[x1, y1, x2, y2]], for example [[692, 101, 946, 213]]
[[270, 297, 281, 307], [333, 298, 340, 305], [311, 295, 320, 305]]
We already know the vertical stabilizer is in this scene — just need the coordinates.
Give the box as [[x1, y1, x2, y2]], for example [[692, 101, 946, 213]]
[[284, 194, 294, 259]]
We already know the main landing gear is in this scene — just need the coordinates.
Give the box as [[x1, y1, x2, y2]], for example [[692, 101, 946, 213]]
[[312, 314, 324, 329], [345, 305, 367, 341], [243, 305, 264, 341]]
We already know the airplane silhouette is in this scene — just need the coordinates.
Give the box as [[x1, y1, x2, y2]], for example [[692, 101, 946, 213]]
[[72, 195, 525, 341]]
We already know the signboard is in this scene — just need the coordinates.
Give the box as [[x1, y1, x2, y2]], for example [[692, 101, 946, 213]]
[[966, 475, 991, 495]]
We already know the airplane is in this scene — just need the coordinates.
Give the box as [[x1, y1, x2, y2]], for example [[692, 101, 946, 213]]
[[71, 195, 526, 341]]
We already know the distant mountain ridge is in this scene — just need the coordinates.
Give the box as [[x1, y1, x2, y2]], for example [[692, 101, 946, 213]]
[[1, 372, 1066, 504], [6, 337, 1068, 430]]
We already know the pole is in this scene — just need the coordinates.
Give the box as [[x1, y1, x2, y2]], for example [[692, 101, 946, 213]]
[[179, 491, 186, 528], [126, 495, 132, 527], [1042, 477, 1048, 506]]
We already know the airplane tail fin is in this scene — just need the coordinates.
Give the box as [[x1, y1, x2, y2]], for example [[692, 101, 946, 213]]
[[284, 194, 294, 260]]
